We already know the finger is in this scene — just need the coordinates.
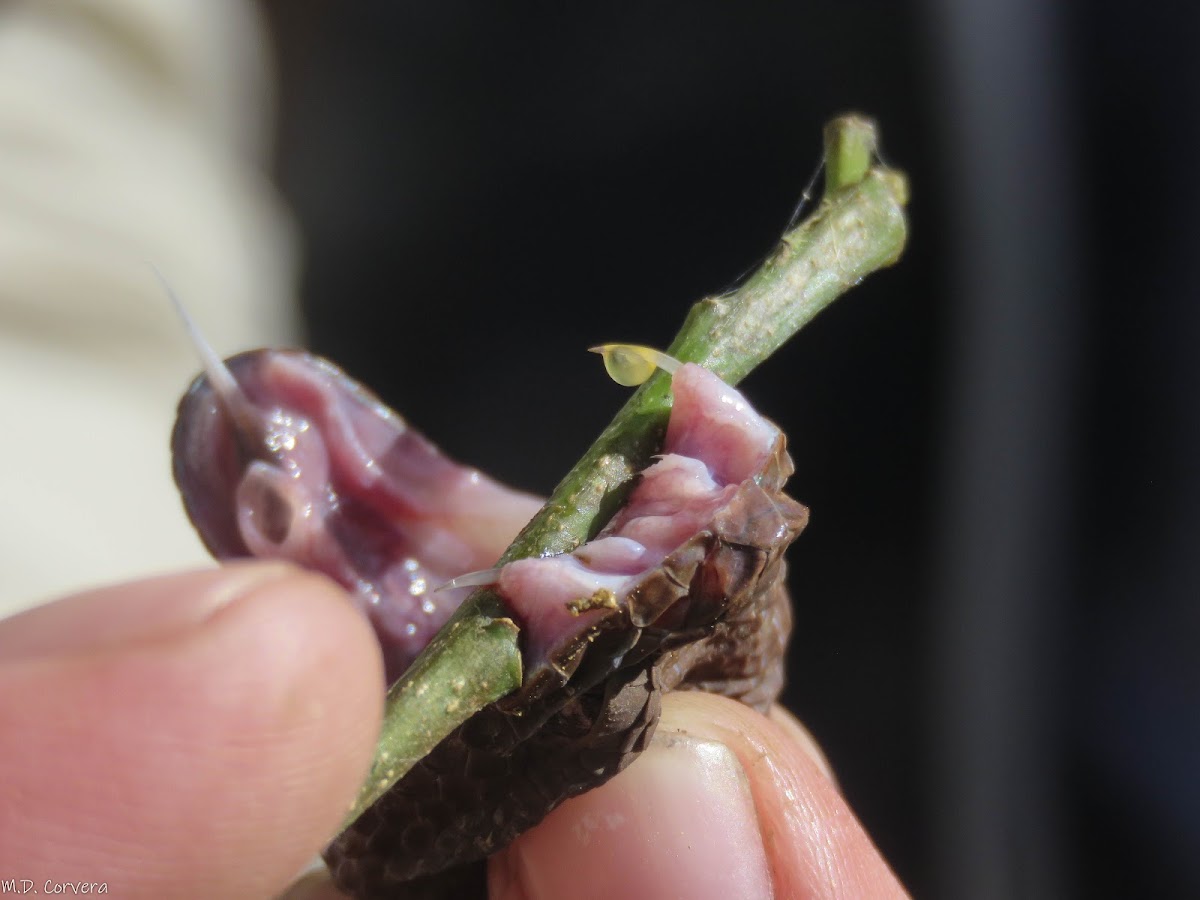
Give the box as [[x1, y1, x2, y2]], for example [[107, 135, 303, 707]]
[[768, 703, 838, 786], [664, 694, 907, 899], [490, 692, 908, 900], [0, 563, 384, 899], [279, 871, 352, 900]]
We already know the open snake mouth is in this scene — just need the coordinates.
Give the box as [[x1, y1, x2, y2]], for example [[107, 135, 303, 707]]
[[172, 348, 807, 897], [172, 349, 543, 683]]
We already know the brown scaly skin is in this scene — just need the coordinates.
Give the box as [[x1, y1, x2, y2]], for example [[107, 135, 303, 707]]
[[325, 434, 807, 898]]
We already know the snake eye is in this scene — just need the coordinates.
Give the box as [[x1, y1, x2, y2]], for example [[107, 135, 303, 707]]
[[588, 344, 682, 386]]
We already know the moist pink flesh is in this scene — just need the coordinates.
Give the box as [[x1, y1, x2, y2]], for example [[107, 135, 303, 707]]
[[175, 356, 777, 684], [496, 364, 779, 671], [173, 351, 542, 681]]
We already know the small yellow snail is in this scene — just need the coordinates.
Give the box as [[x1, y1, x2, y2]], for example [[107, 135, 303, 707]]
[[588, 343, 682, 386]]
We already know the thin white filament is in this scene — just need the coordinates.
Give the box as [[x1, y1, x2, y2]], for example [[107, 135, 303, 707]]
[[435, 567, 503, 592]]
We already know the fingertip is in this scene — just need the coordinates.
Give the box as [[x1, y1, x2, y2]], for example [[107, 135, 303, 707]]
[[278, 869, 352, 900], [493, 692, 907, 900], [0, 561, 296, 659], [661, 693, 909, 899], [209, 566, 386, 829], [0, 565, 385, 898], [768, 702, 839, 786], [492, 727, 770, 900]]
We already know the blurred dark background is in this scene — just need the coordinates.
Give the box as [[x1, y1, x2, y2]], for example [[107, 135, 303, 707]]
[[263, 2, 1199, 897]]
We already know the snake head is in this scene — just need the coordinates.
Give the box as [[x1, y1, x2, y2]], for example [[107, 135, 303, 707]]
[[171, 345, 807, 898], [171, 349, 542, 682]]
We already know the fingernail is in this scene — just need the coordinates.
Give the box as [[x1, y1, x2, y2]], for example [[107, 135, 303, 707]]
[[0, 562, 299, 660], [500, 730, 771, 900]]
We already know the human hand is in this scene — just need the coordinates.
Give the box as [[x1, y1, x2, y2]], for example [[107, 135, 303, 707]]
[[0, 564, 383, 898], [0, 564, 907, 899]]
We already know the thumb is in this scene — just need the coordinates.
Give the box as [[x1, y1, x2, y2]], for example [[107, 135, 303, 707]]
[[489, 691, 908, 900], [0, 563, 383, 899]]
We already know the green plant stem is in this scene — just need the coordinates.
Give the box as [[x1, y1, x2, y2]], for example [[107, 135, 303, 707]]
[[341, 114, 909, 830], [824, 113, 877, 193]]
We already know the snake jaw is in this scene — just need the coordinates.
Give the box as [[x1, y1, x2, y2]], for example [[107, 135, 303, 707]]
[[171, 349, 542, 682]]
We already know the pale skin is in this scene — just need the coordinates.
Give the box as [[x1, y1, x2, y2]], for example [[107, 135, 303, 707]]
[[0, 562, 909, 899]]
